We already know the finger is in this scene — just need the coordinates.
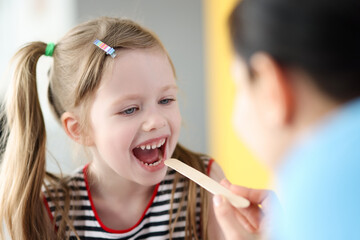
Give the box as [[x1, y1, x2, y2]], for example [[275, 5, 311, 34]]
[[213, 195, 250, 239], [228, 184, 277, 212], [225, 183, 276, 230], [220, 178, 231, 188], [219, 180, 269, 205], [219, 180, 278, 230], [230, 185, 268, 204], [234, 208, 258, 233], [236, 202, 263, 231]]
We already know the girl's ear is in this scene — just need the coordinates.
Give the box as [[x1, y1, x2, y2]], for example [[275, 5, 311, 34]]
[[250, 52, 294, 127], [61, 112, 94, 146]]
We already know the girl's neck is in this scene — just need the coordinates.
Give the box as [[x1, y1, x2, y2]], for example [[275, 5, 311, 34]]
[[87, 161, 155, 202], [86, 162, 157, 230]]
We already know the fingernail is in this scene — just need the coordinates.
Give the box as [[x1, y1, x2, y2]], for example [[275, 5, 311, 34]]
[[213, 195, 223, 207]]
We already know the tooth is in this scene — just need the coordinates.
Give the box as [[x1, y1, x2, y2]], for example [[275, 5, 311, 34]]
[[140, 145, 145, 150], [152, 144, 157, 149], [146, 145, 151, 150], [162, 139, 165, 145], [157, 142, 162, 148]]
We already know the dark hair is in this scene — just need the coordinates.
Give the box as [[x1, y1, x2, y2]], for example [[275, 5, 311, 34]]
[[229, 0, 360, 101]]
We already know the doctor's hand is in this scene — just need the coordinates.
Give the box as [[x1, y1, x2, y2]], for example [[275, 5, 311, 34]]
[[213, 179, 278, 240]]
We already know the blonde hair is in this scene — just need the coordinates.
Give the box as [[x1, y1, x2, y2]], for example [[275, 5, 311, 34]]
[[0, 17, 208, 239]]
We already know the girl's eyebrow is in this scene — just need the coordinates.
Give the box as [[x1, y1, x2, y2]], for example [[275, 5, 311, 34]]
[[110, 84, 178, 107], [161, 84, 178, 92], [110, 94, 140, 108]]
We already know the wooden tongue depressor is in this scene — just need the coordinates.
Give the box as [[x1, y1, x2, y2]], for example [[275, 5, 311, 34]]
[[164, 158, 250, 208]]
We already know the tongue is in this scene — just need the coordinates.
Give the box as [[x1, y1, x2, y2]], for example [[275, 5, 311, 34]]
[[133, 148, 160, 164]]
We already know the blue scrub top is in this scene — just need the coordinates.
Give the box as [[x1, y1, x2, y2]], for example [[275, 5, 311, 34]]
[[272, 98, 360, 240]]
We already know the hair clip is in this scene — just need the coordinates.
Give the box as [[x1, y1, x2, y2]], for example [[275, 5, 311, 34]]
[[93, 39, 116, 58]]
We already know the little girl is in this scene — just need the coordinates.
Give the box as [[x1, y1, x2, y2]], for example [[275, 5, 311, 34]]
[[0, 17, 261, 240]]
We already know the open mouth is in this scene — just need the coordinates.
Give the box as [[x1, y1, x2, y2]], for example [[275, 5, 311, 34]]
[[132, 138, 166, 167]]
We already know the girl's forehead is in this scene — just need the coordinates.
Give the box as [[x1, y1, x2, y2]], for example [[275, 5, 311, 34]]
[[114, 47, 167, 62], [107, 48, 171, 75], [96, 48, 176, 95]]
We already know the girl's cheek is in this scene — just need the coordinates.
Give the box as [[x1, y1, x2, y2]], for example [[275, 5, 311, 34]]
[[172, 107, 182, 132]]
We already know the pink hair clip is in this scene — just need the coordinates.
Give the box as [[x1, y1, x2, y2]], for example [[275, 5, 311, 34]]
[[93, 39, 116, 58]]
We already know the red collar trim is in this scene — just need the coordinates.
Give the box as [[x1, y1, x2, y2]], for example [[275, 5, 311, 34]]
[[207, 158, 214, 176], [83, 164, 160, 234]]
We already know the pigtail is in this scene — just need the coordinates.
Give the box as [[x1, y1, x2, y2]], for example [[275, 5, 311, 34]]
[[0, 103, 7, 159], [171, 144, 209, 240], [0, 42, 54, 239]]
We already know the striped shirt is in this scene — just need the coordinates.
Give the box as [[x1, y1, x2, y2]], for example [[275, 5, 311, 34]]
[[43, 157, 213, 239]]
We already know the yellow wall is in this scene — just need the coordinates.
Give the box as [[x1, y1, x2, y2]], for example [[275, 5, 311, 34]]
[[204, 0, 271, 189]]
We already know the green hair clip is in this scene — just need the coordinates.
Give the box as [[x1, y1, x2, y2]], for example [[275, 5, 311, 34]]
[[45, 43, 55, 57]]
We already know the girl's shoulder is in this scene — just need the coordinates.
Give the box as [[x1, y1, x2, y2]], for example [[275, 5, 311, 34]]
[[199, 154, 213, 169], [42, 166, 88, 220], [43, 166, 86, 195], [199, 154, 225, 181]]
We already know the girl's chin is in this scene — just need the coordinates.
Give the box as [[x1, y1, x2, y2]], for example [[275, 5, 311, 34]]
[[136, 165, 168, 187]]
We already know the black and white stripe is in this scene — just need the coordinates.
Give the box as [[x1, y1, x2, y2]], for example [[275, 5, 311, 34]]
[[44, 157, 210, 240]]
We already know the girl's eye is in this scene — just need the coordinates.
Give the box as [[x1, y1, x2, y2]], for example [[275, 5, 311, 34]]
[[120, 107, 138, 115], [159, 98, 175, 105]]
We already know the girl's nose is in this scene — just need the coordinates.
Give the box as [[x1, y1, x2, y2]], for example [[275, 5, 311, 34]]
[[142, 113, 166, 132]]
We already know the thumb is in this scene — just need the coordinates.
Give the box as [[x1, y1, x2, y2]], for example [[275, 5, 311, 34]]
[[213, 195, 252, 239]]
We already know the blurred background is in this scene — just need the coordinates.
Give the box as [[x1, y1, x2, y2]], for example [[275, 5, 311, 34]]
[[0, 0, 270, 189]]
